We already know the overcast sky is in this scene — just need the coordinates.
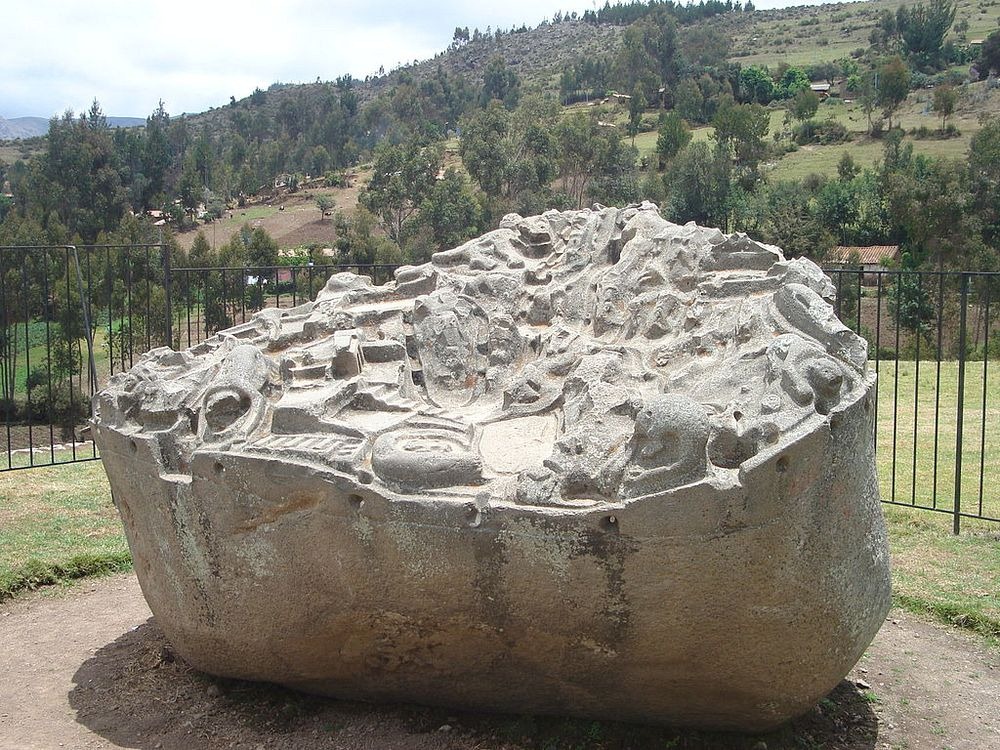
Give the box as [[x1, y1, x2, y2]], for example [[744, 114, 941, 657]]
[[3, 0, 823, 119]]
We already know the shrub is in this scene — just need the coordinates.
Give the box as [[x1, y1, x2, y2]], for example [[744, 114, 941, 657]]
[[910, 123, 961, 139], [324, 171, 348, 188], [793, 118, 850, 145]]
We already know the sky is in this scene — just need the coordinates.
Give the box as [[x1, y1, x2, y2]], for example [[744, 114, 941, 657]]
[[3, 0, 824, 120]]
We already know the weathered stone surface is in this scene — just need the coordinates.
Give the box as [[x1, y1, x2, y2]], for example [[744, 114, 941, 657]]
[[94, 204, 891, 731]]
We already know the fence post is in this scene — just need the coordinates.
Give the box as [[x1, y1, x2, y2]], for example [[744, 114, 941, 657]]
[[953, 272, 969, 535], [70, 246, 99, 402], [161, 241, 173, 350]]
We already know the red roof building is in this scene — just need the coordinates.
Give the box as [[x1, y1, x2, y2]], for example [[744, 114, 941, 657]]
[[827, 245, 899, 266]]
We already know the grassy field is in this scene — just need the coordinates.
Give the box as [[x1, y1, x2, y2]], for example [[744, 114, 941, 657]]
[[0, 458, 129, 600], [2, 358, 998, 641], [636, 79, 997, 182], [875, 359, 998, 521], [727, 0, 1000, 69], [885, 504, 1000, 643]]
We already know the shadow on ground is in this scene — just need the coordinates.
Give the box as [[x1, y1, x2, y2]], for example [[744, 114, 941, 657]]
[[69, 618, 879, 750]]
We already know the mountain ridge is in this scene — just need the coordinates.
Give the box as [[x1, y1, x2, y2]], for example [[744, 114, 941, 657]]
[[0, 115, 145, 140]]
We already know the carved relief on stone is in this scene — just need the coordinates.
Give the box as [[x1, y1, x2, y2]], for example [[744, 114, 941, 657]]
[[95, 205, 890, 731]]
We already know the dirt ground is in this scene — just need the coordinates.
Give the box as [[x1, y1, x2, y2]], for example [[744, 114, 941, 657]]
[[172, 172, 369, 256], [1, 574, 997, 750]]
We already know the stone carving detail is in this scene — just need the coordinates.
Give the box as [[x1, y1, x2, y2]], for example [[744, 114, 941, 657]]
[[95, 205, 890, 731]]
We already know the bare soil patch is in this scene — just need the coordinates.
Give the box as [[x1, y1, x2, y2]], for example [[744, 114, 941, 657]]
[[1, 574, 998, 750], [173, 171, 370, 255]]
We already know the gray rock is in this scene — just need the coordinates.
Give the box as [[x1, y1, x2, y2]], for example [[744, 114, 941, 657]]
[[94, 204, 890, 731]]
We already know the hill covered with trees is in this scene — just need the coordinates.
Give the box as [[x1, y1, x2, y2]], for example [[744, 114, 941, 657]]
[[1, 0, 998, 277]]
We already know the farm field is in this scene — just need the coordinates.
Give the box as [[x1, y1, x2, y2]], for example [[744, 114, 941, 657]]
[[726, 0, 1000, 69]]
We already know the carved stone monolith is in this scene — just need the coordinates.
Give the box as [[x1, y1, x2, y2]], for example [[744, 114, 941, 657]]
[[95, 204, 891, 731]]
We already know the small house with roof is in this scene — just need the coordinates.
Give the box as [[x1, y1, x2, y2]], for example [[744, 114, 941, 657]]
[[826, 245, 899, 285]]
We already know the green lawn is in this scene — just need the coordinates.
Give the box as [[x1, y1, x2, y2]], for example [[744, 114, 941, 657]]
[[0, 457, 129, 600], [885, 504, 1000, 643], [874, 359, 999, 522]]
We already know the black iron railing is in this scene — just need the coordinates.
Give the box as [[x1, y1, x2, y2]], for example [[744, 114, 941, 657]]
[[1, 245, 996, 532], [0, 243, 395, 472], [826, 268, 998, 531]]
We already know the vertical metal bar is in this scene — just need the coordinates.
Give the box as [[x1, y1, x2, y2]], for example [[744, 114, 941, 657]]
[[1, 250, 12, 469], [911, 273, 922, 505], [222, 269, 229, 333], [85, 247, 96, 459], [855, 270, 862, 334], [954, 273, 969, 535], [145, 246, 152, 353], [162, 244, 173, 350], [891, 272, 902, 503], [22, 255, 33, 466], [43, 251, 56, 463], [185, 270, 192, 348], [85, 248, 93, 396], [44, 251, 54, 463], [64, 246, 77, 462], [933, 272, 944, 508], [874, 273, 883, 452], [199, 270, 207, 344], [126, 248, 134, 368], [978, 283, 990, 519], [106, 247, 114, 376]]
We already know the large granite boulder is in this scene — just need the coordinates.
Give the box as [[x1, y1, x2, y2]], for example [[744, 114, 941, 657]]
[[94, 204, 891, 731]]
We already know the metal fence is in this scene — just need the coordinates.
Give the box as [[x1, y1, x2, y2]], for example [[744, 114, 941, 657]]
[[826, 268, 998, 532], [1, 245, 997, 531], [0, 243, 395, 472]]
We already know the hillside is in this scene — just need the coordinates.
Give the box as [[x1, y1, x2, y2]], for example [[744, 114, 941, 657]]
[[721, 0, 998, 68], [184, 19, 624, 138], [3, 0, 997, 278], [0, 115, 145, 139], [0, 117, 49, 140]]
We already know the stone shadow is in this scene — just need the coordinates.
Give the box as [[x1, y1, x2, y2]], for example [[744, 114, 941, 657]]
[[70, 618, 879, 750]]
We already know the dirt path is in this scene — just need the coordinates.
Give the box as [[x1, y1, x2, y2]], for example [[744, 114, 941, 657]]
[[1, 573, 998, 750]]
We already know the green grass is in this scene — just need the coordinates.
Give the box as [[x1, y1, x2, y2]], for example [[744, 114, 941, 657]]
[[728, 0, 1000, 70], [873, 358, 1000, 644], [768, 140, 884, 181], [874, 360, 999, 520], [633, 110, 777, 164], [633, 130, 659, 162], [638, 90, 988, 182], [885, 506, 1000, 644], [0, 458, 129, 601]]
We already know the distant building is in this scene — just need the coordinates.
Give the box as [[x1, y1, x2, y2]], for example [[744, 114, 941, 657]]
[[810, 83, 832, 98], [826, 245, 899, 285]]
